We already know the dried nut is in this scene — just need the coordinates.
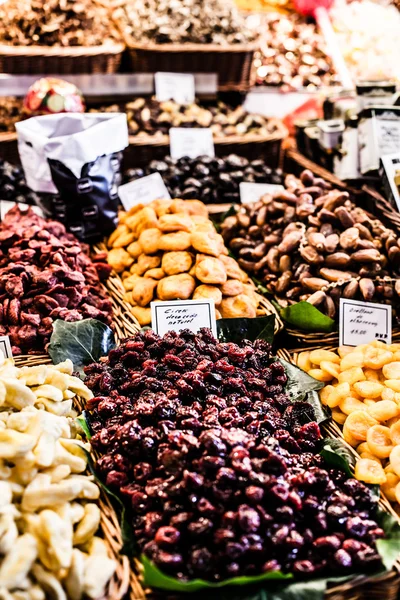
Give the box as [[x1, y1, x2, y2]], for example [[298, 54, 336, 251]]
[[388, 246, 400, 263], [275, 271, 292, 294], [300, 169, 314, 186], [319, 208, 337, 223], [276, 190, 298, 204], [302, 277, 329, 291], [279, 255, 291, 272], [325, 294, 336, 318], [230, 238, 249, 250], [256, 206, 268, 227], [355, 223, 373, 240], [266, 247, 280, 273], [300, 245, 323, 265], [319, 268, 353, 282], [357, 239, 376, 250], [237, 213, 251, 228], [253, 243, 267, 258], [339, 227, 360, 250], [277, 230, 303, 253], [324, 252, 351, 268], [324, 233, 339, 253], [308, 232, 325, 250], [351, 249, 382, 263], [359, 278, 375, 301], [264, 234, 281, 246], [320, 223, 333, 236], [306, 290, 326, 306], [322, 191, 348, 212], [343, 279, 359, 298], [334, 206, 355, 228]]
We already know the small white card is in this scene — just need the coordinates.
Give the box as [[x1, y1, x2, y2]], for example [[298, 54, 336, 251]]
[[0, 335, 12, 359], [151, 299, 217, 338], [118, 172, 171, 210], [239, 182, 284, 204], [339, 298, 392, 347], [155, 72, 195, 105], [169, 127, 215, 159], [0, 201, 43, 221]]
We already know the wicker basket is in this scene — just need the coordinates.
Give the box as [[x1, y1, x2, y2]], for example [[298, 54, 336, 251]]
[[125, 41, 258, 92], [0, 42, 124, 75], [123, 120, 288, 170]]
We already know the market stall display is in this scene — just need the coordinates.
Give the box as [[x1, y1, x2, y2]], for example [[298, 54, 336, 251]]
[[0, 97, 25, 133], [297, 342, 400, 508], [0, 0, 124, 74], [107, 198, 263, 325], [0, 354, 119, 599], [221, 169, 400, 325], [255, 12, 340, 90], [124, 155, 284, 205]]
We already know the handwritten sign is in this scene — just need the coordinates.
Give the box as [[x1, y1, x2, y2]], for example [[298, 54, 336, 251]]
[[155, 72, 195, 105], [169, 127, 214, 159], [239, 182, 284, 204], [118, 172, 170, 211], [0, 201, 43, 221], [0, 335, 12, 359], [151, 299, 217, 338], [339, 298, 392, 347]]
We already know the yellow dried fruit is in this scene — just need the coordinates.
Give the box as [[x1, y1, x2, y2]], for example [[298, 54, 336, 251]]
[[355, 458, 386, 484], [366, 425, 393, 459]]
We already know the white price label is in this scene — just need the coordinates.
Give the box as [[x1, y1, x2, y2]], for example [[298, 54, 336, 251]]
[[239, 182, 284, 204], [151, 299, 217, 338], [118, 172, 171, 210], [169, 127, 214, 160], [155, 72, 195, 105], [339, 298, 392, 347], [0, 201, 43, 221], [0, 336, 12, 359]]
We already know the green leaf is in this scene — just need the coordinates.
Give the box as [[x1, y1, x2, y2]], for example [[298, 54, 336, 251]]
[[141, 554, 292, 593], [376, 511, 400, 571], [320, 438, 355, 477], [280, 302, 335, 333], [76, 412, 92, 440], [217, 315, 275, 344], [279, 359, 327, 424], [48, 318, 115, 374]]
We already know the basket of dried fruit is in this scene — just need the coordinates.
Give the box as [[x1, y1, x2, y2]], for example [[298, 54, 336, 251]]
[[0, 354, 130, 599], [104, 197, 283, 333], [77, 329, 400, 600], [0, 0, 124, 75], [220, 163, 400, 348], [112, 0, 259, 91]]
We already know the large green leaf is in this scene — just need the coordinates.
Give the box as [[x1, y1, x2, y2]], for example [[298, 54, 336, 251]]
[[48, 318, 115, 373], [320, 438, 355, 477], [141, 554, 292, 593], [281, 302, 335, 333], [376, 511, 400, 571], [217, 314, 275, 344]]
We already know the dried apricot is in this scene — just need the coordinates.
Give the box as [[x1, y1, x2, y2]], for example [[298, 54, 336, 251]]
[[338, 367, 366, 386], [308, 369, 334, 382], [345, 411, 378, 442], [309, 349, 340, 365], [355, 458, 386, 484], [325, 382, 350, 408], [331, 409, 347, 425], [297, 351, 311, 372], [390, 420, 400, 445], [389, 445, 400, 477], [364, 368, 380, 382], [366, 425, 393, 458], [320, 360, 340, 379], [339, 396, 368, 415], [384, 380, 400, 393], [353, 381, 384, 399], [340, 352, 364, 371], [381, 473, 399, 502], [382, 362, 400, 380], [367, 400, 399, 422], [338, 346, 353, 358], [364, 347, 393, 370]]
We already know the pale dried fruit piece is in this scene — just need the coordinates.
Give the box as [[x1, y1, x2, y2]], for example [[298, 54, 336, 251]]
[[309, 349, 340, 365], [364, 347, 393, 370], [382, 472, 400, 502], [390, 445, 400, 477], [353, 381, 384, 399], [297, 351, 312, 372], [395, 481, 400, 504], [367, 400, 399, 422], [320, 360, 340, 379], [383, 361, 400, 380], [345, 411, 378, 441], [308, 369, 334, 382], [355, 458, 386, 484], [364, 368, 380, 382], [384, 380, 400, 392], [338, 367, 366, 386], [338, 346, 353, 358], [359, 452, 381, 463], [343, 422, 359, 446], [366, 425, 393, 458], [325, 382, 350, 408], [331, 408, 347, 424], [340, 352, 364, 371], [339, 396, 368, 415], [390, 420, 400, 445], [319, 384, 334, 406]]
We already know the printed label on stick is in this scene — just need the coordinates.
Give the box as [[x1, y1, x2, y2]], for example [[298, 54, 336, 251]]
[[0, 336, 12, 359], [169, 127, 214, 159], [151, 299, 217, 338], [118, 172, 171, 210], [339, 298, 392, 347], [155, 72, 195, 105], [239, 182, 284, 204]]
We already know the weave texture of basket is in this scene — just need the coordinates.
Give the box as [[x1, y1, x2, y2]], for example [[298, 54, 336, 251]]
[[125, 41, 257, 91], [0, 42, 124, 75]]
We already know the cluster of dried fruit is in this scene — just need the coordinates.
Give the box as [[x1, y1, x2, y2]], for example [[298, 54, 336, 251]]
[[125, 155, 283, 205], [221, 169, 400, 320], [0, 97, 26, 133], [0, 355, 116, 599], [112, 0, 257, 45], [0, 0, 118, 46], [298, 343, 400, 506], [107, 198, 261, 325], [254, 13, 339, 90], [84, 329, 384, 581], [0, 206, 112, 354], [93, 97, 277, 139]]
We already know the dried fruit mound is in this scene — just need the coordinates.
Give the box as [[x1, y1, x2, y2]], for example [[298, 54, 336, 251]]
[[0, 206, 112, 354], [84, 329, 384, 581]]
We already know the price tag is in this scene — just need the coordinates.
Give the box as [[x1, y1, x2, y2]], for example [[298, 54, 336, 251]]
[[0, 201, 43, 221], [339, 298, 392, 347], [169, 127, 214, 159], [155, 72, 195, 105], [0, 335, 12, 359], [239, 182, 284, 204], [118, 173, 171, 211], [151, 299, 217, 338]]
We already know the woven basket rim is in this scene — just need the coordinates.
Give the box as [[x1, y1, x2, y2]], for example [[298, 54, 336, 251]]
[[128, 119, 288, 148], [126, 39, 259, 53], [0, 41, 125, 57]]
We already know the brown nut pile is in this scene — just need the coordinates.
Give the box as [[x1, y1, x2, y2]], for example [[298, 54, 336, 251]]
[[0, 206, 113, 355], [113, 0, 257, 45], [91, 97, 277, 138], [254, 13, 339, 90], [0, 0, 118, 46], [221, 169, 400, 320], [107, 198, 261, 326]]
